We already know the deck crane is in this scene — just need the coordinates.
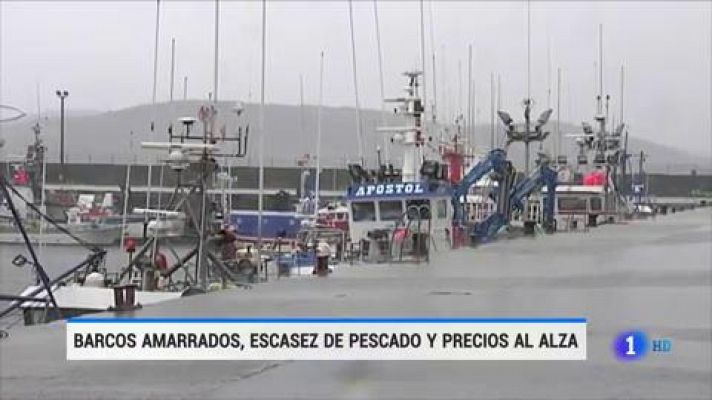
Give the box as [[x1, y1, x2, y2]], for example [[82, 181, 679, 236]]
[[451, 148, 515, 246], [510, 156, 558, 233]]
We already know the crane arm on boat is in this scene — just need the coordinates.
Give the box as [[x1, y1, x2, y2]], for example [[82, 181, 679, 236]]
[[451, 148, 510, 226], [509, 163, 558, 233]]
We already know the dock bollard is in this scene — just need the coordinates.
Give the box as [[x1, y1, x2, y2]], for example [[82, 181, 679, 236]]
[[110, 285, 141, 312]]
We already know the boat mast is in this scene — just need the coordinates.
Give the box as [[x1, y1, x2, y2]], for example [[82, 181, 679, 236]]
[[170, 38, 176, 102], [419, 0, 428, 129], [213, 0, 220, 103], [490, 72, 495, 150], [428, 0, 437, 123], [119, 132, 133, 252], [347, 0, 364, 164], [373, 0, 388, 162], [145, 0, 161, 233], [314, 51, 324, 216], [35, 85, 47, 260], [257, 0, 266, 257], [467, 44, 473, 151], [556, 67, 562, 158]]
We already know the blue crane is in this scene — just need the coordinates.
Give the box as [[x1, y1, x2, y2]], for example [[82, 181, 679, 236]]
[[451, 149, 515, 244], [509, 162, 558, 233]]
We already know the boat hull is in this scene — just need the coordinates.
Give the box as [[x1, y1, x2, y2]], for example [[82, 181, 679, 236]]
[[0, 225, 122, 246]]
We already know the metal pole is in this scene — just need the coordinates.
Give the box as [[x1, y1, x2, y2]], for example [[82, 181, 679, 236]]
[[184, 76, 188, 100], [419, 0, 427, 123], [619, 64, 624, 122], [556, 67, 562, 157], [315, 51, 324, 216], [347, 0, 364, 163], [526, 0, 531, 100], [497, 74, 501, 146], [490, 72, 494, 150], [39, 135, 47, 264], [213, 0, 220, 103], [462, 60, 472, 144], [428, 0, 437, 122], [467, 44, 472, 149], [59, 96, 65, 165], [373, 0, 388, 161], [152, 0, 160, 105], [146, 0, 160, 227], [119, 131, 133, 252], [170, 38, 175, 102], [257, 0, 266, 261]]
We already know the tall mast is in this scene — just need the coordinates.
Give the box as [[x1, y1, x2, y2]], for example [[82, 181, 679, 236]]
[[146, 0, 160, 225], [496, 74, 501, 146], [347, 0, 364, 163], [428, 0, 437, 122], [257, 0, 266, 252], [299, 74, 305, 150], [597, 24, 603, 115], [467, 45, 472, 150], [526, 0, 531, 101], [419, 0, 427, 126], [170, 38, 175, 102], [373, 0, 388, 160], [213, 0, 220, 103], [547, 38, 551, 109], [619, 64, 625, 122], [151, 0, 160, 105], [314, 51, 324, 216], [490, 72, 495, 149], [556, 67, 561, 157]]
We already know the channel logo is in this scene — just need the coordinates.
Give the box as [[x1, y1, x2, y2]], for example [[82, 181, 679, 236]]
[[613, 330, 672, 361]]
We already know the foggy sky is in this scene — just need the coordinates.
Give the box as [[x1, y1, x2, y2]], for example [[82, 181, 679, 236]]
[[1, 1, 710, 157]]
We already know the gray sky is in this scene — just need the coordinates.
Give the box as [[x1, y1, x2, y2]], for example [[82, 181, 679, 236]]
[[1, 1, 710, 156]]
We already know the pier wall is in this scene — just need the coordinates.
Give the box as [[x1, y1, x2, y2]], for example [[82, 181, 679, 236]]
[[2, 162, 710, 210]]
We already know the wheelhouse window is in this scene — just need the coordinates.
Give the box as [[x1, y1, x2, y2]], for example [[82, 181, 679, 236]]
[[406, 199, 431, 219], [557, 197, 588, 212], [379, 200, 403, 221], [351, 201, 376, 222]]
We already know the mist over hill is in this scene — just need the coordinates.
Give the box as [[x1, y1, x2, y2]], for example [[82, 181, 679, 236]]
[[1, 100, 709, 174]]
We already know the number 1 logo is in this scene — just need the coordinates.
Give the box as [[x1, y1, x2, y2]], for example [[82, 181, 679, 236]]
[[614, 331, 648, 361]]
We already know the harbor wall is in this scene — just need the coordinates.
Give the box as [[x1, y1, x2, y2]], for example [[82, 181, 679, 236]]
[[2, 162, 711, 210]]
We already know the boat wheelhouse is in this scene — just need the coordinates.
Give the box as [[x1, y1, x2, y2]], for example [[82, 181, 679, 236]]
[[543, 183, 621, 230], [345, 181, 453, 249]]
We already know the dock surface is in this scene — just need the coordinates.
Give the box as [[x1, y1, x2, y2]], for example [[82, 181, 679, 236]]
[[1, 209, 711, 399]]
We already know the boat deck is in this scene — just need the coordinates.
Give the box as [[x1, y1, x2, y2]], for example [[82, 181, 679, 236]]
[[1, 208, 710, 399]]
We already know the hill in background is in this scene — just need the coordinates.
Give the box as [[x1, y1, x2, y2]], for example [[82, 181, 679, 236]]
[[1, 100, 709, 174]]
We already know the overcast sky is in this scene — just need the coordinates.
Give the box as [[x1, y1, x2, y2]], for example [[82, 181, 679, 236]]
[[1, 1, 710, 156]]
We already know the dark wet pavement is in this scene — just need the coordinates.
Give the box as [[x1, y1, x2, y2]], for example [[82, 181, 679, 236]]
[[1, 208, 710, 399]]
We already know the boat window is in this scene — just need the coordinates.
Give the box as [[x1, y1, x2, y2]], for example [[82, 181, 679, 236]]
[[351, 201, 376, 222], [558, 197, 588, 212], [590, 196, 603, 211], [379, 200, 403, 221], [406, 199, 431, 219], [336, 212, 345, 220]]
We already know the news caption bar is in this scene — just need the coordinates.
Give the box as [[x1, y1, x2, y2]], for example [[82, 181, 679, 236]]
[[67, 317, 587, 361]]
